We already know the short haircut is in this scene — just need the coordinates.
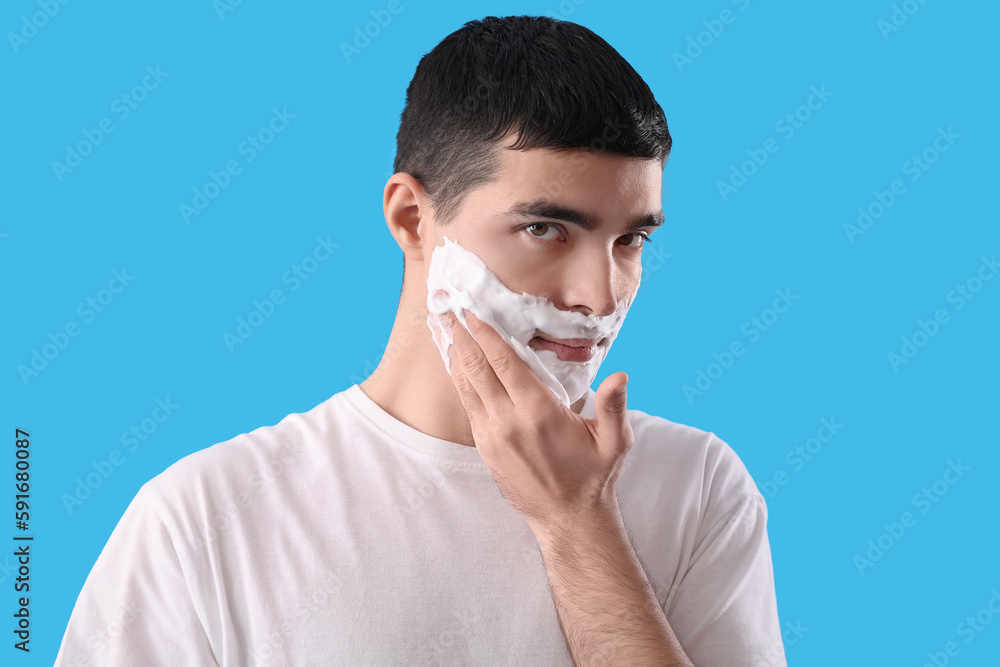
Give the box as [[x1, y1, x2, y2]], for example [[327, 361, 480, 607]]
[[393, 14, 672, 230]]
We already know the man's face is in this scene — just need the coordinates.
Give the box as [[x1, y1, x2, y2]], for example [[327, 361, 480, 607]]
[[424, 138, 664, 352]]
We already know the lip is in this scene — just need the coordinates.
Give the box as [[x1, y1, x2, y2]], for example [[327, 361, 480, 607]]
[[530, 335, 598, 363]]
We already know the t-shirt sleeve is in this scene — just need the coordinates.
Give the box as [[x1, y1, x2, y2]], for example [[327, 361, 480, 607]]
[[53, 482, 219, 667], [668, 493, 786, 666]]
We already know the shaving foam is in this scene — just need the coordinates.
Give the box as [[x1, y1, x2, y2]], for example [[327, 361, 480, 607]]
[[425, 235, 637, 407]]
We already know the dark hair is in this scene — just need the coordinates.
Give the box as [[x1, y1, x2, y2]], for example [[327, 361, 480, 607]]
[[393, 15, 671, 229]]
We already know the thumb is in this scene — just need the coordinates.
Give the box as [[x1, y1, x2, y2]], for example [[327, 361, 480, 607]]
[[596, 372, 630, 427]]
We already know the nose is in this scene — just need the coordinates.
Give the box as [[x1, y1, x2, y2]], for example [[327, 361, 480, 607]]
[[556, 249, 620, 318]]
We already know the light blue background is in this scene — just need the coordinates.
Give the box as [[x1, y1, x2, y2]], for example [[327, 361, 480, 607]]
[[2, 0, 998, 664]]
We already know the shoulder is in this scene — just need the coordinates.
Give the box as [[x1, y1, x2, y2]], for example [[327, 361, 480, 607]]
[[624, 406, 763, 523], [139, 392, 346, 534]]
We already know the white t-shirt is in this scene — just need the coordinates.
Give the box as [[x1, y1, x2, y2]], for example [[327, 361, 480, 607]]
[[55, 384, 786, 666]]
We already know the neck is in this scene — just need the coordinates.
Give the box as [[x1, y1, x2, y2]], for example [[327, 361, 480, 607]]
[[359, 297, 587, 448]]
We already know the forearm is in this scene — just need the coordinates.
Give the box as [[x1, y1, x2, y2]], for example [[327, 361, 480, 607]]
[[532, 507, 694, 667]]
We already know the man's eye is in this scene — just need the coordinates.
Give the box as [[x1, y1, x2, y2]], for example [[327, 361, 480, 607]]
[[524, 223, 562, 241], [619, 232, 652, 248], [523, 224, 652, 249]]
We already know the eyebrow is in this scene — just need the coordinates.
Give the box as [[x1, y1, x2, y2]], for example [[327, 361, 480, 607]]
[[501, 198, 665, 232]]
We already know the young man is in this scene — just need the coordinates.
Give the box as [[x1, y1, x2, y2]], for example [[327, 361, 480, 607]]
[[56, 15, 785, 666]]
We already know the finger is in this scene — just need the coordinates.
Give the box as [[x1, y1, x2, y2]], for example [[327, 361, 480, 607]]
[[449, 310, 513, 422], [594, 372, 633, 456], [449, 345, 488, 426], [461, 310, 558, 411], [438, 312, 488, 423]]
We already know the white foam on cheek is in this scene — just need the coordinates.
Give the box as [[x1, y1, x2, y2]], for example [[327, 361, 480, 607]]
[[425, 235, 638, 408]]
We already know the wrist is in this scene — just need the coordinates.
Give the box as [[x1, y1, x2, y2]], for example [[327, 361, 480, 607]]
[[529, 501, 625, 552]]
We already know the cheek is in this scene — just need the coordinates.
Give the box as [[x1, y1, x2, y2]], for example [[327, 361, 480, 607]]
[[497, 250, 645, 298], [477, 246, 545, 293], [623, 260, 644, 293], [494, 259, 555, 297]]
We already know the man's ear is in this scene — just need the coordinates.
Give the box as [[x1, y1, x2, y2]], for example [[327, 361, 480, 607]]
[[384, 173, 432, 263]]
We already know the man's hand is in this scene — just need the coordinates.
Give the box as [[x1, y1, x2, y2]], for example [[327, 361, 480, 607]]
[[433, 309, 633, 535], [433, 309, 694, 666]]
